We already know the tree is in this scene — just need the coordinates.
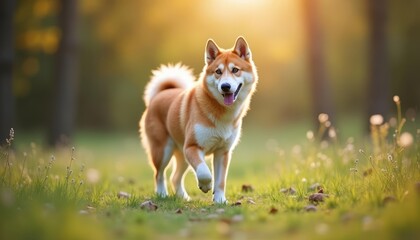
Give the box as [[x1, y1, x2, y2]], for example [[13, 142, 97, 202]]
[[367, 0, 389, 122], [301, 0, 335, 129], [48, 0, 79, 146], [0, 0, 15, 140]]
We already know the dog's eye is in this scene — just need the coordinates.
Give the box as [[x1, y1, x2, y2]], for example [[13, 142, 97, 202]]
[[215, 69, 222, 75], [232, 67, 239, 73]]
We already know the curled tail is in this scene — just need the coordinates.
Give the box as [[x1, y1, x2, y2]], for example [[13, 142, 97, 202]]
[[143, 63, 195, 107]]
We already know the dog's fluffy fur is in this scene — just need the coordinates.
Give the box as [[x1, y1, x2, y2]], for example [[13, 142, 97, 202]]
[[139, 37, 258, 203]]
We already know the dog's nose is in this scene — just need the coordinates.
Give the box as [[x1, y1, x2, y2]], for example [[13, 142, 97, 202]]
[[221, 83, 231, 92]]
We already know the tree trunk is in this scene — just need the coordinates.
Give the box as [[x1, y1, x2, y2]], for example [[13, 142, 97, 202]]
[[0, 0, 15, 140], [48, 0, 79, 146], [367, 0, 389, 121], [302, 0, 335, 129]]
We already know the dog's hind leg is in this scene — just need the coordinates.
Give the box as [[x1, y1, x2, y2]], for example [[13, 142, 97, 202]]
[[170, 150, 190, 200], [150, 138, 174, 197]]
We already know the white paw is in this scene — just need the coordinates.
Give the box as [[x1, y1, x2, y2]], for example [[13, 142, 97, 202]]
[[156, 183, 168, 197], [176, 191, 191, 201], [213, 191, 227, 204], [156, 190, 168, 197], [196, 163, 212, 193]]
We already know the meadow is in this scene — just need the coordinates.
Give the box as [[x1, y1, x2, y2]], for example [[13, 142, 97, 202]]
[[0, 100, 419, 240]]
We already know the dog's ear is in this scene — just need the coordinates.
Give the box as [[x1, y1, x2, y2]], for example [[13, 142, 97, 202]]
[[233, 36, 251, 60], [205, 39, 220, 65]]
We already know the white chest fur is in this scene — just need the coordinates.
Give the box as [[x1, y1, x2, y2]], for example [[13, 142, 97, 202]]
[[194, 122, 240, 154]]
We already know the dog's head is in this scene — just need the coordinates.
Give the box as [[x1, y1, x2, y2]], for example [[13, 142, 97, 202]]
[[203, 37, 257, 107]]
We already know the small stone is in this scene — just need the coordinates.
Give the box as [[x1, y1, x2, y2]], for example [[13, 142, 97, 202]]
[[200, 208, 208, 212], [207, 214, 219, 220], [309, 193, 328, 203], [117, 191, 131, 199], [304, 204, 317, 212], [139, 200, 158, 211], [79, 210, 89, 215], [86, 205, 96, 213], [231, 214, 244, 222], [215, 208, 225, 214], [175, 208, 183, 214], [269, 207, 278, 214], [280, 187, 297, 195], [241, 184, 254, 192]]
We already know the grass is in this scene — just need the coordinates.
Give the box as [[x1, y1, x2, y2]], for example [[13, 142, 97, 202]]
[[1, 101, 419, 240]]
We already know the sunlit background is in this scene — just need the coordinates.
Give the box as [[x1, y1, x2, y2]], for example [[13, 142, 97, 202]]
[[6, 0, 420, 141]]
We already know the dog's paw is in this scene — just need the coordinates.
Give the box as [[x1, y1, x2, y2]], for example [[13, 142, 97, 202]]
[[176, 191, 191, 201], [196, 163, 212, 193], [213, 191, 227, 204]]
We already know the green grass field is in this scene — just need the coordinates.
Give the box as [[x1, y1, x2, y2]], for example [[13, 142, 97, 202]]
[[1, 110, 419, 240]]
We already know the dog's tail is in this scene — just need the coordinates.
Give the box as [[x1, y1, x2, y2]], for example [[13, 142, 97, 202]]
[[143, 63, 195, 107]]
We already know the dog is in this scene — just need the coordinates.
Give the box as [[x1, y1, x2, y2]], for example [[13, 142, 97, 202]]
[[139, 37, 258, 203]]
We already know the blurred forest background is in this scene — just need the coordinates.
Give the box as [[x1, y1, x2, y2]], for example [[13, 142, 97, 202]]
[[0, 0, 419, 145]]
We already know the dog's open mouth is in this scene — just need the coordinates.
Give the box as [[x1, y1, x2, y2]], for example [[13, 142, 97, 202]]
[[222, 83, 242, 106]]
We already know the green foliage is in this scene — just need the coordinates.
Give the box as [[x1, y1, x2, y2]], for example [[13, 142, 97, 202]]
[[1, 98, 419, 239]]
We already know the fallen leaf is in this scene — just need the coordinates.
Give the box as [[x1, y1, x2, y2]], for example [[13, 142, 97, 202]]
[[317, 188, 324, 194], [309, 193, 328, 203], [175, 208, 183, 214], [139, 200, 158, 211], [269, 207, 278, 214], [117, 191, 131, 199], [241, 184, 254, 192], [415, 182, 420, 194], [363, 168, 373, 177], [247, 199, 256, 204], [383, 196, 397, 205], [232, 201, 242, 206]]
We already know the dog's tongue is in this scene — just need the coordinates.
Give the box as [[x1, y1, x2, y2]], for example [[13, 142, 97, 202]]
[[224, 93, 235, 106]]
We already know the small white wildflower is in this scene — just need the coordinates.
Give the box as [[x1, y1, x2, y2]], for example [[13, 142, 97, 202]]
[[302, 177, 307, 182], [325, 121, 331, 128], [370, 114, 384, 126], [393, 95, 400, 103], [399, 132, 413, 148], [87, 168, 100, 184], [328, 127, 337, 139], [306, 131, 314, 141], [318, 113, 329, 123]]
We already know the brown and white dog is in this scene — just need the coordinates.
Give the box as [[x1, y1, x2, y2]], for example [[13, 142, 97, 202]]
[[139, 37, 258, 203]]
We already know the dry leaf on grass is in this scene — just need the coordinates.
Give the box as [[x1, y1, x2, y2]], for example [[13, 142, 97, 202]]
[[241, 184, 254, 192], [117, 191, 131, 199], [139, 200, 158, 211]]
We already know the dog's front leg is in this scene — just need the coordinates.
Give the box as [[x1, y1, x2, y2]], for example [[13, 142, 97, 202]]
[[184, 145, 212, 193], [212, 150, 231, 204]]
